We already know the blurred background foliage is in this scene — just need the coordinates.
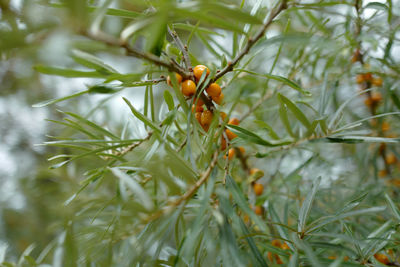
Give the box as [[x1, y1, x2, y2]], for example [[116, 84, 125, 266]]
[[1, 0, 400, 266]]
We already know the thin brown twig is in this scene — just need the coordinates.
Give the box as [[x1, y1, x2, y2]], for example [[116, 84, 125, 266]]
[[167, 26, 193, 71], [212, 1, 287, 82], [84, 31, 191, 79], [114, 132, 153, 157]]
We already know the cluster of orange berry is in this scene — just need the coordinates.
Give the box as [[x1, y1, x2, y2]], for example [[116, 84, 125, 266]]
[[356, 72, 383, 108], [374, 252, 390, 265], [378, 142, 398, 179], [250, 168, 264, 215], [167, 65, 224, 131], [221, 117, 246, 160], [267, 239, 290, 264]]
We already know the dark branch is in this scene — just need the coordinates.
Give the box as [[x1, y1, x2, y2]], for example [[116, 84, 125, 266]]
[[168, 26, 193, 72], [84, 31, 191, 79], [212, 1, 287, 82]]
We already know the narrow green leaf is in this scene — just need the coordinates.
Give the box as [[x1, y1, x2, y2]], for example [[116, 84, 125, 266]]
[[71, 49, 118, 74], [364, 2, 388, 11], [306, 206, 386, 234], [123, 97, 161, 134], [88, 84, 120, 94], [110, 167, 153, 211], [32, 90, 89, 108], [279, 105, 296, 138], [238, 220, 269, 267], [63, 111, 120, 140], [320, 136, 399, 144], [163, 90, 175, 111], [254, 120, 280, 140], [34, 65, 104, 78], [227, 125, 292, 147], [278, 93, 312, 129], [384, 193, 400, 221], [234, 69, 310, 95], [226, 175, 266, 232], [298, 177, 320, 233]]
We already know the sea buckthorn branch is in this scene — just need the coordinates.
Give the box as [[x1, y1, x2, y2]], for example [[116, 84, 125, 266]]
[[113, 132, 153, 157], [212, 0, 288, 82], [167, 26, 193, 72], [83, 30, 191, 79], [351, 1, 398, 180]]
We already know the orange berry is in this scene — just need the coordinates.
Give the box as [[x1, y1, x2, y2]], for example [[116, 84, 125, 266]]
[[267, 252, 274, 262], [344, 256, 349, 261], [192, 104, 203, 113], [201, 124, 210, 132], [356, 74, 364, 84], [238, 146, 245, 154], [223, 148, 235, 160], [392, 179, 400, 187], [351, 49, 361, 63], [379, 143, 386, 155], [364, 72, 373, 82], [212, 93, 224, 105], [271, 239, 282, 247], [250, 168, 263, 176], [166, 73, 183, 86], [181, 80, 196, 97], [372, 77, 383, 87], [227, 148, 235, 160], [225, 129, 237, 140], [220, 112, 227, 121], [275, 255, 283, 265], [220, 136, 227, 150], [385, 153, 397, 165], [374, 253, 389, 265], [206, 83, 221, 97], [371, 91, 383, 103], [194, 97, 204, 107], [378, 169, 388, 178], [195, 112, 202, 124], [193, 65, 210, 81], [201, 110, 213, 127], [281, 243, 290, 250], [328, 256, 336, 260], [364, 97, 373, 107], [253, 183, 264, 196], [254, 205, 263, 215], [228, 117, 240, 126], [382, 121, 390, 132]]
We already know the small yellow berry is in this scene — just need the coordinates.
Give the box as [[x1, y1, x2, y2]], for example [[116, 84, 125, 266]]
[[206, 83, 221, 97], [212, 93, 224, 105], [167, 73, 183, 86], [228, 117, 240, 126], [225, 129, 237, 140], [193, 65, 210, 81], [181, 80, 196, 97], [372, 77, 383, 87], [385, 153, 397, 165], [374, 253, 389, 265], [253, 183, 264, 196]]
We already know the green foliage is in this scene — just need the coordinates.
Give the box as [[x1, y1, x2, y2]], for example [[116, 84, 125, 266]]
[[1, 0, 400, 266]]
